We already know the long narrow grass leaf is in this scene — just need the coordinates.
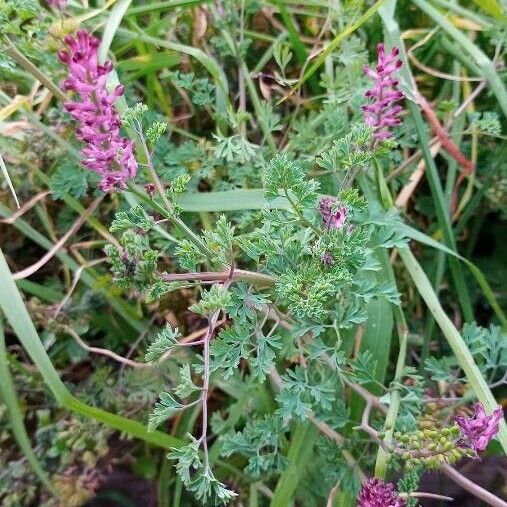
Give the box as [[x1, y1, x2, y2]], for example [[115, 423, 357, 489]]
[[398, 247, 507, 454], [0, 321, 57, 496], [290, 0, 386, 94], [0, 248, 184, 450], [0, 152, 20, 209], [412, 0, 507, 117]]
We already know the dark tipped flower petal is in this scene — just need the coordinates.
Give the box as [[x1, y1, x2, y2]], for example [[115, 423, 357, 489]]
[[363, 43, 404, 144], [455, 403, 503, 452], [58, 30, 137, 192], [358, 478, 406, 507], [319, 197, 347, 230]]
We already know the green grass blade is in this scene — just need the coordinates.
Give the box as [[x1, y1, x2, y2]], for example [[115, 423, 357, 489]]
[[0, 247, 184, 450], [429, 0, 493, 28], [0, 321, 57, 496], [469, 0, 503, 18], [269, 421, 318, 507], [177, 189, 273, 211], [15, 279, 63, 303], [0, 152, 20, 209], [402, 225, 507, 326], [379, 0, 474, 321], [412, 0, 507, 117], [127, 0, 211, 16], [291, 0, 386, 94], [271, 0, 320, 94], [98, 0, 132, 62], [398, 247, 507, 454]]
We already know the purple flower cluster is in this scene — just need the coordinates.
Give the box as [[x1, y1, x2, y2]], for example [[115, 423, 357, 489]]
[[455, 403, 503, 452], [319, 197, 347, 230], [59, 30, 137, 193], [358, 478, 406, 507], [362, 43, 404, 143]]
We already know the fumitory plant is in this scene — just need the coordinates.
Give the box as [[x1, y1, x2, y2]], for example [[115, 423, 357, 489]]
[[1, 1, 507, 507], [59, 32, 502, 504]]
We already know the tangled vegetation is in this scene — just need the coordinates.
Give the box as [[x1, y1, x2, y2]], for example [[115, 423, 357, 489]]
[[0, 0, 506, 506]]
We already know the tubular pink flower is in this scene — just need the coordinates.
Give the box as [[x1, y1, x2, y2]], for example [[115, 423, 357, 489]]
[[455, 403, 503, 452], [58, 30, 137, 192], [362, 43, 404, 144], [319, 197, 347, 230], [358, 478, 406, 507]]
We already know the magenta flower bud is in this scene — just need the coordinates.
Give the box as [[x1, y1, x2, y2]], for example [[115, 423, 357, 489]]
[[358, 478, 406, 507], [58, 30, 137, 192], [362, 43, 404, 144], [321, 252, 334, 267], [455, 403, 503, 452], [46, 0, 67, 9], [319, 197, 347, 230]]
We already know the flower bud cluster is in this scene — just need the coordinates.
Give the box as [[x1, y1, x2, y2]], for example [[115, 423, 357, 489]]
[[394, 425, 471, 470]]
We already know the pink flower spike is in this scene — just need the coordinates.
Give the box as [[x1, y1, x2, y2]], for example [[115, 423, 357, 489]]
[[455, 403, 503, 452], [58, 30, 137, 193], [358, 478, 406, 507], [319, 197, 347, 230], [362, 43, 405, 144]]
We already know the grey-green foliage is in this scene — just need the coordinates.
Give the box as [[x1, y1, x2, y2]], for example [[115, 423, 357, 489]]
[[145, 324, 181, 362], [210, 324, 282, 382], [50, 159, 98, 200], [169, 71, 215, 106], [169, 439, 237, 504], [221, 415, 288, 477], [147, 392, 184, 432], [316, 123, 374, 172], [110, 205, 155, 233], [104, 99, 406, 506], [425, 322, 507, 385], [176, 215, 235, 271]]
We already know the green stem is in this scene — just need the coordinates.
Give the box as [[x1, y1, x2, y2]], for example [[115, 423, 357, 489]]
[[4, 37, 67, 103], [374, 304, 408, 477], [126, 183, 215, 261], [162, 269, 276, 286]]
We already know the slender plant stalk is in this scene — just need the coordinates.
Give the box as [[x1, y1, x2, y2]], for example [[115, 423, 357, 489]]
[[442, 464, 507, 507], [374, 303, 408, 477], [4, 37, 67, 102], [162, 269, 276, 286]]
